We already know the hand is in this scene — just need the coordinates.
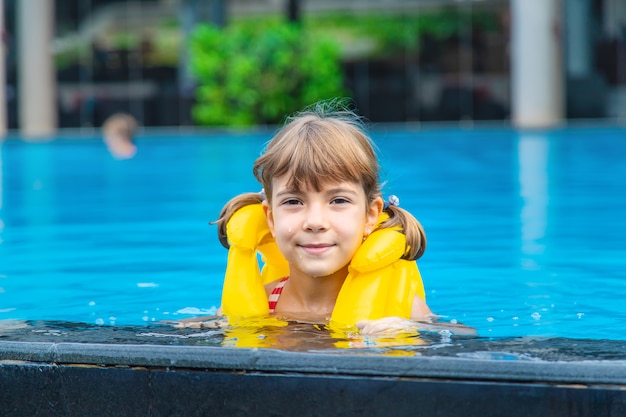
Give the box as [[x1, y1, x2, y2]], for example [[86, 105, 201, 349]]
[[356, 316, 419, 336], [168, 316, 227, 329], [357, 316, 478, 337]]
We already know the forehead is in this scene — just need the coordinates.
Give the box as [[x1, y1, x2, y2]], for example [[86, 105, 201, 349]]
[[270, 175, 364, 195]]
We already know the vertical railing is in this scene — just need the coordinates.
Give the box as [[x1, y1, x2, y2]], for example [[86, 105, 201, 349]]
[[0, 0, 7, 137]]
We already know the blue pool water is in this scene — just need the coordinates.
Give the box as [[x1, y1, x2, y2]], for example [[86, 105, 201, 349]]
[[1, 127, 625, 341]]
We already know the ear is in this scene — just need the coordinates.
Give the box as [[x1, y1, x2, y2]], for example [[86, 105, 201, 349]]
[[262, 199, 275, 237], [364, 196, 383, 236]]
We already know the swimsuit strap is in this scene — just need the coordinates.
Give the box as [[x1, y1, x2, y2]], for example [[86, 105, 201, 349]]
[[268, 277, 289, 313]]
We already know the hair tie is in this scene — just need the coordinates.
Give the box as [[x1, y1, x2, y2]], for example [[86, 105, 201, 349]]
[[384, 195, 399, 210], [260, 189, 266, 201]]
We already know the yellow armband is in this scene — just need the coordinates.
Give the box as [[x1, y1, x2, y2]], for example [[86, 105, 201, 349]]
[[221, 203, 289, 321], [331, 226, 425, 326]]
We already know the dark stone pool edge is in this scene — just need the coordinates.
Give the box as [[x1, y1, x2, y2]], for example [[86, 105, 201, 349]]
[[1, 341, 625, 416]]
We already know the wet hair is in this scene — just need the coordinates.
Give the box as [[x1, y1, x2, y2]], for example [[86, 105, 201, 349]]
[[215, 99, 426, 260], [102, 113, 138, 140]]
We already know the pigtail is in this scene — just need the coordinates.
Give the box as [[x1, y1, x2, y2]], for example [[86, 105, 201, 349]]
[[212, 192, 264, 249], [378, 204, 426, 261]]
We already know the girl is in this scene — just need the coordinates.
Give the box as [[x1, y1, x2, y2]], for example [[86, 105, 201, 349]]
[[214, 100, 434, 333]]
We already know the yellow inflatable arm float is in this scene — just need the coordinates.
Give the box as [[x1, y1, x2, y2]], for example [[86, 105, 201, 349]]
[[221, 203, 289, 320], [220, 203, 425, 326]]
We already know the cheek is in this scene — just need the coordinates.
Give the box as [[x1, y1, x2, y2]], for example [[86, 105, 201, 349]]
[[272, 215, 296, 237], [335, 214, 367, 239]]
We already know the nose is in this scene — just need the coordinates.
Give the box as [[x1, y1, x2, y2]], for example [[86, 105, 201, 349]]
[[303, 203, 328, 232]]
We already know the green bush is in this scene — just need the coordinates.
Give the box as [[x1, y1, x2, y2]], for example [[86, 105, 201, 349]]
[[189, 19, 346, 126]]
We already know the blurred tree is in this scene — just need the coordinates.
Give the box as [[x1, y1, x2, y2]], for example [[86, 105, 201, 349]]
[[189, 19, 345, 126]]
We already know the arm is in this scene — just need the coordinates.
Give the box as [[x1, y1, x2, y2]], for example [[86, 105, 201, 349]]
[[411, 295, 433, 321], [357, 296, 477, 336]]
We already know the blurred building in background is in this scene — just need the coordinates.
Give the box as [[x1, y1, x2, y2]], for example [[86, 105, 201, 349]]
[[2, 0, 625, 130]]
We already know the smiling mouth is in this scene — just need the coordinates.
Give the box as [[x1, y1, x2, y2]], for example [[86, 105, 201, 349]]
[[298, 243, 333, 255]]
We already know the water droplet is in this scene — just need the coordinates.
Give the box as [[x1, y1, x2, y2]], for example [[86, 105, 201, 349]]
[[95, 318, 104, 325], [487, 317, 494, 322], [88, 301, 96, 306], [577, 313, 584, 319], [531, 312, 541, 320]]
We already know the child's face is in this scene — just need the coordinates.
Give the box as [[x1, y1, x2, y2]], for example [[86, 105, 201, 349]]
[[263, 175, 382, 282]]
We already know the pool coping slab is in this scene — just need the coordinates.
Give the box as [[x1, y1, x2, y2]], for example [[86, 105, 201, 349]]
[[1, 340, 625, 386]]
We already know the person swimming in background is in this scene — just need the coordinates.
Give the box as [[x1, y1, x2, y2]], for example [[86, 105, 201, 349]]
[[102, 113, 138, 159], [210, 99, 450, 336]]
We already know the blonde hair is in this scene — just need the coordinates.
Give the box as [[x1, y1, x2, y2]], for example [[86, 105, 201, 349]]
[[216, 100, 426, 260]]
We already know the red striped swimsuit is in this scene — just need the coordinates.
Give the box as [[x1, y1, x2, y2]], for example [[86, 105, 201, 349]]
[[268, 277, 289, 313]]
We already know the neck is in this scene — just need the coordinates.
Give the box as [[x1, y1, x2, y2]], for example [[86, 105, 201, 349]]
[[287, 266, 348, 316]]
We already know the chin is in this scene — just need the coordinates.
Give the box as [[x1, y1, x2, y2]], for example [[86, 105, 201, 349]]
[[307, 269, 344, 279]]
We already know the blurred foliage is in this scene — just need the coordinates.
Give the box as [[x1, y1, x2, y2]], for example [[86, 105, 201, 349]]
[[54, 20, 182, 70], [189, 19, 345, 126], [54, 6, 499, 71], [55, 46, 86, 71], [307, 7, 499, 59]]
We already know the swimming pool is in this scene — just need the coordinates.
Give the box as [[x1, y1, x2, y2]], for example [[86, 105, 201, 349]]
[[1, 126, 625, 341]]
